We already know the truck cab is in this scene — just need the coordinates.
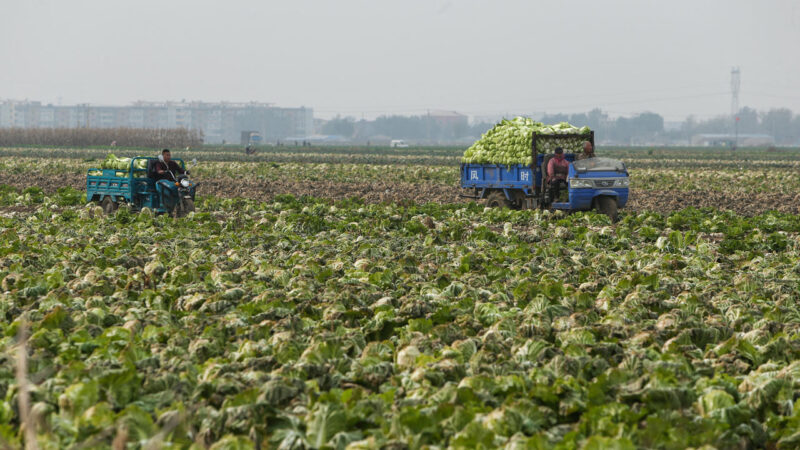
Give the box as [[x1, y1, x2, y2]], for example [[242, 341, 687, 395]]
[[554, 157, 629, 220]]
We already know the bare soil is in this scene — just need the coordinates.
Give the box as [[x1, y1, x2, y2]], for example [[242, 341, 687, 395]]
[[2, 173, 798, 216]]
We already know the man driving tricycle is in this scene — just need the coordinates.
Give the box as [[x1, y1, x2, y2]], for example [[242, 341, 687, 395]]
[[152, 149, 196, 217]]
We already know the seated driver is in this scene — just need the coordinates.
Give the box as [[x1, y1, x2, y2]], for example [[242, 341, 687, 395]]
[[546, 147, 569, 202], [154, 148, 185, 180], [576, 141, 595, 160], [154, 149, 186, 212]]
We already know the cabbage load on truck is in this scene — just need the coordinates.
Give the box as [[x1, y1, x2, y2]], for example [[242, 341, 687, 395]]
[[460, 117, 629, 221]]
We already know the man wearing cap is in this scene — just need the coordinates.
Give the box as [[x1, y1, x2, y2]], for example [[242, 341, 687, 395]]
[[546, 147, 570, 202], [576, 141, 595, 160]]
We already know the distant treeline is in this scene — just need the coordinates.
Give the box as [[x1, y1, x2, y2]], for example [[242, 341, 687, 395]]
[[0, 127, 204, 148], [537, 107, 800, 145], [321, 107, 800, 146]]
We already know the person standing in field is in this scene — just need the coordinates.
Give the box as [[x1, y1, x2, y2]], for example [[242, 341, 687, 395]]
[[576, 141, 595, 160]]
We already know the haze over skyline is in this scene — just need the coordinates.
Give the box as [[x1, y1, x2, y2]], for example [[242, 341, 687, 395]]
[[2, 0, 799, 121]]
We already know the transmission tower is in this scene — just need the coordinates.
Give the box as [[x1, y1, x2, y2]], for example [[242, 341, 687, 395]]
[[730, 67, 740, 118], [731, 67, 740, 149]]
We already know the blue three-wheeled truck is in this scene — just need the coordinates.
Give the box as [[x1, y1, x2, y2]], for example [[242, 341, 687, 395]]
[[86, 156, 198, 217], [460, 131, 629, 221]]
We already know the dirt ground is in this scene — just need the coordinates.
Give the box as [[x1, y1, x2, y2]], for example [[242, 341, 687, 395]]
[[2, 172, 799, 216]]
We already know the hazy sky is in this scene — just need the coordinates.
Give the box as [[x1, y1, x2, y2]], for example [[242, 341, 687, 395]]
[[2, 0, 799, 121]]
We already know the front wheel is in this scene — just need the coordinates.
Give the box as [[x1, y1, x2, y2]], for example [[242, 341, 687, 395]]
[[596, 196, 618, 222], [183, 197, 195, 214], [176, 197, 195, 218]]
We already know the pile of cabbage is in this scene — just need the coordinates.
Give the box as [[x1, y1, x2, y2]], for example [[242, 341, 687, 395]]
[[94, 154, 148, 177], [462, 117, 591, 165]]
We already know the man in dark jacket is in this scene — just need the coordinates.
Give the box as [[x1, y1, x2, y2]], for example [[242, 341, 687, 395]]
[[154, 149, 187, 212], [154, 148, 185, 180]]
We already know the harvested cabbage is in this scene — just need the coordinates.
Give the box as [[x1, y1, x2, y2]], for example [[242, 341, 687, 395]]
[[462, 117, 591, 165], [101, 154, 149, 171]]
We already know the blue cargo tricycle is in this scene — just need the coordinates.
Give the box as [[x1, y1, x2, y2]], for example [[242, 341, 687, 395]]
[[86, 156, 199, 217], [460, 131, 629, 221]]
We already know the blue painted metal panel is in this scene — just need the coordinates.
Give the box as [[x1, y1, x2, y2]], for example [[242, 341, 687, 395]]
[[461, 163, 535, 189]]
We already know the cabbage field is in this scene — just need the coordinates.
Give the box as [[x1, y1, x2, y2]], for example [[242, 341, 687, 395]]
[[1, 145, 800, 448]]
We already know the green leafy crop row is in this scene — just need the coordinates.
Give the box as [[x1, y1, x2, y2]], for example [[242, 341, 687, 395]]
[[1, 192, 800, 448]]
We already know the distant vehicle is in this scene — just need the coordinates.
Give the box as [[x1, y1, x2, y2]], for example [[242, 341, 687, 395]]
[[241, 131, 262, 146], [390, 139, 409, 148], [460, 131, 629, 221]]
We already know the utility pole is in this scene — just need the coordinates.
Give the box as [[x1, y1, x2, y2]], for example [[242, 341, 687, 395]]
[[426, 109, 430, 143], [730, 67, 740, 150]]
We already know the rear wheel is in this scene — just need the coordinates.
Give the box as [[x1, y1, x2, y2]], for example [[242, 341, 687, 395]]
[[484, 191, 512, 208], [596, 196, 618, 222], [101, 196, 118, 215]]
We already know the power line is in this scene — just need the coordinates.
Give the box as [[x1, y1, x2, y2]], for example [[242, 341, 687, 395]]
[[743, 91, 800, 102], [312, 84, 729, 114]]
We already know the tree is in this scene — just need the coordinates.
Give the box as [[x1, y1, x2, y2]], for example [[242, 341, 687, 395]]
[[791, 115, 800, 145], [609, 112, 664, 143], [760, 108, 793, 144], [321, 116, 355, 137], [735, 106, 759, 134], [585, 108, 608, 131], [631, 112, 664, 135]]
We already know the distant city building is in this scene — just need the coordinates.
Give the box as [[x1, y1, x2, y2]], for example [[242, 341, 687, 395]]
[[0, 99, 314, 144]]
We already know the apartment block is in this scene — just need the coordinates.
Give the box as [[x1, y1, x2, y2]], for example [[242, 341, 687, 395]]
[[0, 99, 314, 144]]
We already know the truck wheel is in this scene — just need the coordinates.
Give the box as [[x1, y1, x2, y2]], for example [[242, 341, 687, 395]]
[[101, 196, 118, 215], [485, 191, 512, 208], [596, 196, 618, 222]]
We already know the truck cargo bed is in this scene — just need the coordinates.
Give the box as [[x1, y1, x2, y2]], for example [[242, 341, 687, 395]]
[[460, 163, 534, 189]]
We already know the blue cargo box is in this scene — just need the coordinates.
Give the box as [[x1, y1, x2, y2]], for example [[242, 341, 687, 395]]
[[86, 169, 132, 202], [461, 164, 534, 189]]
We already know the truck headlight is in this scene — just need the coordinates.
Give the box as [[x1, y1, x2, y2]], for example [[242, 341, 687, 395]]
[[569, 178, 593, 189], [614, 178, 629, 187]]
